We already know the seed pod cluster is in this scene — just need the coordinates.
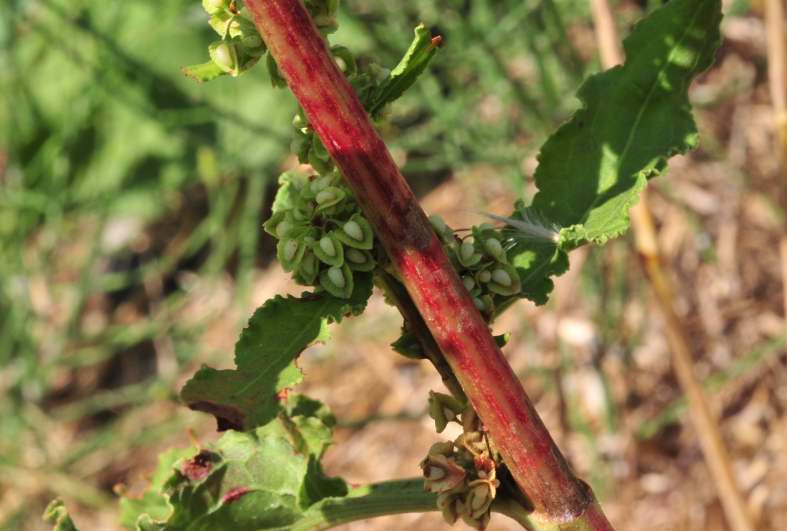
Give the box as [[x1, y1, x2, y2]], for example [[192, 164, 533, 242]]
[[421, 402, 501, 530], [430, 216, 522, 318], [264, 171, 376, 298], [200, 0, 339, 79]]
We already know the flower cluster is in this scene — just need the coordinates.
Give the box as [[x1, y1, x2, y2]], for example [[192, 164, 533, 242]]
[[263, 171, 376, 298], [422, 394, 501, 530], [430, 216, 522, 318]]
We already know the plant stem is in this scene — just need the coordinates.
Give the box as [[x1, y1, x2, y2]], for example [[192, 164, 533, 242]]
[[292, 478, 545, 531], [290, 479, 437, 531], [590, 2, 754, 531], [245, 1, 613, 528]]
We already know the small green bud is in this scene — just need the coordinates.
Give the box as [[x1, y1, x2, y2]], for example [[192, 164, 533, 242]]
[[330, 45, 356, 76], [486, 264, 520, 296], [202, 0, 229, 15], [478, 270, 491, 283], [283, 239, 298, 262], [297, 252, 318, 284], [334, 214, 374, 250], [242, 34, 263, 51], [491, 268, 512, 287], [315, 189, 336, 205], [460, 240, 475, 262], [319, 264, 353, 298], [345, 248, 375, 271], [343, 220, 363, 240], [276, 220, 292, 239], [319, 236, 336, 257], [292, 207, 310, 222], [462, 276, 475, 291], [484, 238, 503, 259], [346, 248, 365, 264], [473, 297, 485, 311], [327, 266, 345, 288], [209, 41, 238, 75], [428, 391, 465, 433]]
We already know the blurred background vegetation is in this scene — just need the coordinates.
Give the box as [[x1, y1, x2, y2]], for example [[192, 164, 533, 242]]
[[1, 0, 785, 529]]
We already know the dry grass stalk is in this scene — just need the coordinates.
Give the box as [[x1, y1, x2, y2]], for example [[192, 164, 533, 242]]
[[590, 1, 755, 530]]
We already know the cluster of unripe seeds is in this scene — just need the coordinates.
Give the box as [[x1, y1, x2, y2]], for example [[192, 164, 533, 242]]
[[263, 171, 376, 298], [422, 392, 502, 530], [201, 0, 338, 78], [430, 215, 521, 317]]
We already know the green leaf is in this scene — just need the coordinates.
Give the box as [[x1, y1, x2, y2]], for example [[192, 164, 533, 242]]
[[181, 275, 373, 430], [122, 395, 348, 530], [119, 447, 197, 529], [509, 0, 722, 304], [181, 61, 227, 83], [367, 24, 440, 116], [534, 0, 721, 246], [43, 499, 79, 531]]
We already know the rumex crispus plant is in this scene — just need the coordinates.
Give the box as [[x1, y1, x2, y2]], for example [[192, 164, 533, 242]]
[[46, 0, 723, 529]]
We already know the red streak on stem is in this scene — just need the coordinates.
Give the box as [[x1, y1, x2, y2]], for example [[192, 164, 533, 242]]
[[244, 1, 613, 528]]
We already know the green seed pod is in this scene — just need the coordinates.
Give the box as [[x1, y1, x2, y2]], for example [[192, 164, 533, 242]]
[[483, 238, 504, 260], [295, 251, 319, 285], [312, 232, 344, 267], [209, 40, 239, 75], [462, 276, 475, 291], [491, 268, 511, 287], [319, 264, 354, 298], [276, 237, 306, 272], [486, 264, 520, 296], [428, 391, 465, 433], [479, 294, 495, 314], [330, 45, 357, 76], [202, 0, 229, 15], [343, 220, 363, 241], [327, 266, 344, 288], [314, 186, 346, 211], [345, 248, 375, 272], [292, 110, 307, 130], [310, 174, 333, 194], [473, 297, 485, 311], [334, 214, 374, 249], [478, 270, 492, 283], [319, 236, 336, 257], [275, 220, 293, 239], [457, 238, 482, 268], [262, 211, 286, 238]]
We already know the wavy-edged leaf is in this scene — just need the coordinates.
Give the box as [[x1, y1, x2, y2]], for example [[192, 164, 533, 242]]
[[119, 447, 197, 529], [508, 0, 722, 304], [181, 275, 372, 430], [121, 395, 347, 531], [367, 24, 440, 117]]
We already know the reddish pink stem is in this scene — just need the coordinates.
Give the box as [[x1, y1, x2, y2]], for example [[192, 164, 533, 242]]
[[245, 1, 613, 528]]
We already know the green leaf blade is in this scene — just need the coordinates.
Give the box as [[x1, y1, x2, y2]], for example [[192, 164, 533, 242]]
[[367, 24, 440, 116], [531, 0, 722, 247], [119, 395, 348, 531], [507, 0, 722, 305], [181, 275, 372, 430]]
